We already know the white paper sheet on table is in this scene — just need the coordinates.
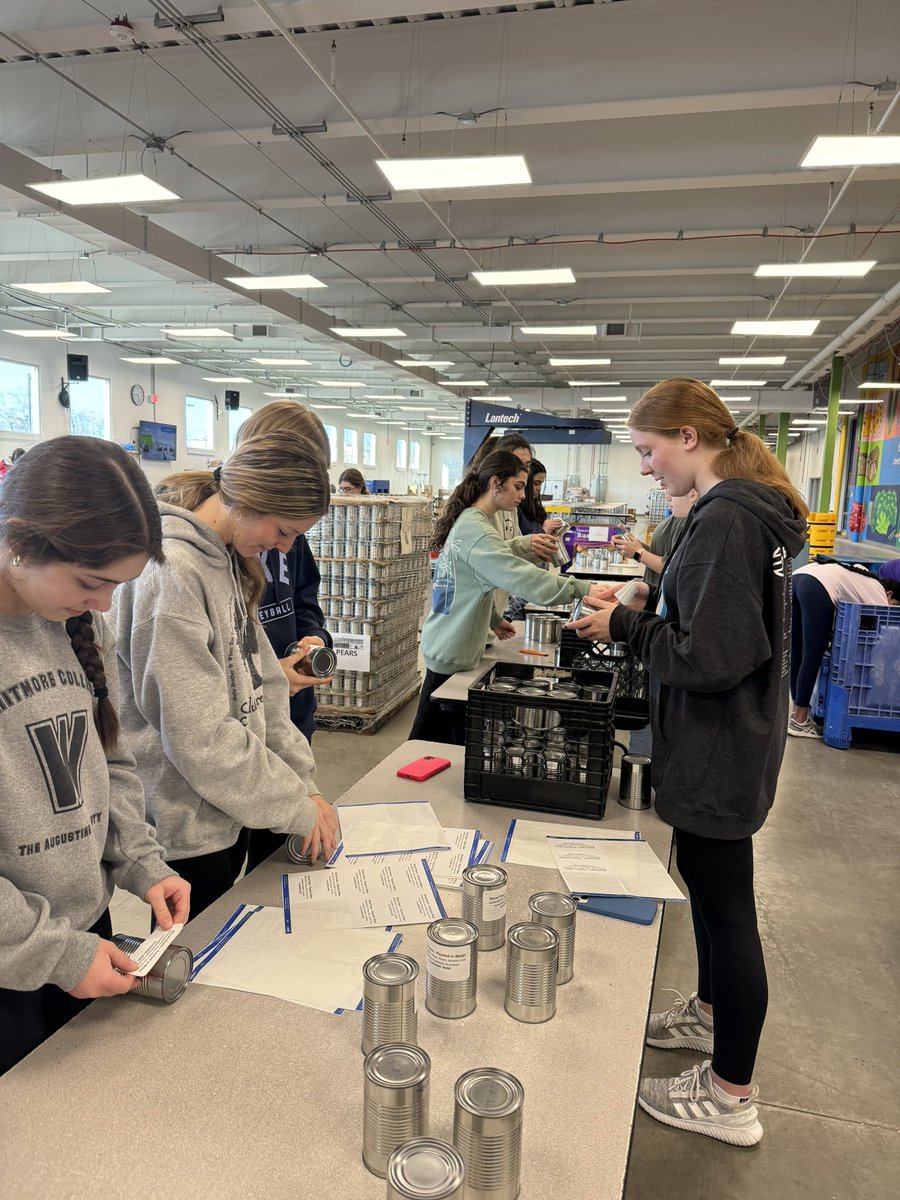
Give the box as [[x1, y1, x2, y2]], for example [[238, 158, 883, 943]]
[[192, 904, 398, 1013], [283, 857, 447, 931], [335, 800, 450, 858], [500, 817, 640, 869], [548, 837, 686, 902], [329, 827, 480, 890]]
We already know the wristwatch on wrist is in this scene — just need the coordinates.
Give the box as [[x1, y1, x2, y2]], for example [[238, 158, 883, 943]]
[[634, 549, 642, 563]]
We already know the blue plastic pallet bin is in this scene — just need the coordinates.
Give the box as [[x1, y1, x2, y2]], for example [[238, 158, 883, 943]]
[[823, 602, 900, 749]]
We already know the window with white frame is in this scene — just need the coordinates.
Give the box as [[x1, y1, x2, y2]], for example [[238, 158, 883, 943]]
[[362, 430, 376, 467], [68, 376, 111, 440], [440, 463, 450, 491], [395, 438, 407, 470], [228, 405, 251, 450], [409, 439, 421, 471], [185, 395, 215, 453], [0, 358, 40, 434], [343, 427, 358, 464], [323, 423, 338, 464]]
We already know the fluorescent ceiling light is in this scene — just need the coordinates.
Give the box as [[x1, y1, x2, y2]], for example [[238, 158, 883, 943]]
[[3, 327, 76, 338], [395, 359, 454, 368], [571, 380, 622, 386], [859, 381, 900, 390], [719, 356, 786, 366], [568, 380, 624, 387], [439, 436, 463, 441], [330, 326, 406, 338], [800, 135, 900, 168], [263, 391, 303, 398], [791, 419, 827, 426], [251, 357, 312, 366], [203, 376, 252, 383], [754, 260, 875, 278], [376, 154, 531, 191], [473, 268, 575, 287], [310, 404, 346, 410], [731, 320, 820, 336], [398, 405, 436, 410], [121, 356, 179, 364], [722, 396, 752, 402], [161, 327, 233, 338], [549, 358, 611, 366], [225, 274, 326, 289], [709, 379, 767, 388], [376, 420, 407, 425], [444, 380, 488, 387], [316, 380, 367, 388], [17, 281, 111, 295], [839, 398, 882, 405], [28, 172, 180, 205], [366, 394, 406, 400], [519, 325, 597, 336]]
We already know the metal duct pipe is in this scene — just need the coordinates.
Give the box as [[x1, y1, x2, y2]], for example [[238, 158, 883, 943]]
[[783, 279, 900, 388]]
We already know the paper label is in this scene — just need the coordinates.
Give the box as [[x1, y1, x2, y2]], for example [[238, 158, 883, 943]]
[[400, 506, 414, 555], [332, 633, 371, 673], [125, 923, 184, 977], [483, 883, 507, 918], [427, 940, 471, 982]]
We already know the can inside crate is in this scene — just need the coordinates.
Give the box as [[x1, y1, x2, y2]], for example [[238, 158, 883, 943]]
[[464, 661, 616, 820]]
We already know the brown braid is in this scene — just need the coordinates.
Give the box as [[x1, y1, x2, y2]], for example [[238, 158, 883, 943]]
[[65, 613, 119, 754]]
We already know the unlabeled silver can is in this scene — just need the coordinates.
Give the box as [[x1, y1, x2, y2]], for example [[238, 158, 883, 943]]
[[363, 1044, 431, 1178], [112, 933, 193, 1004], [528, 892, 577, 985], [504, 922, 559, 1024], [543, 750, 567, 782], [522, 751, 543, 780], [285, 834, 313, 865], [362, 954, 419, 1054], [453, 1068, 524, 1200], [425, 919, 479, 1019], [283, 643, 337, 678], [386, 1139, 465, 1200], [461, 865, 508, 951]]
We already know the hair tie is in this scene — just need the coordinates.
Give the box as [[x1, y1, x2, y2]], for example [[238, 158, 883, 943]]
[[726, 427, 739, 446], [213, 465, 222, 483], [93, 686, 109, 701]]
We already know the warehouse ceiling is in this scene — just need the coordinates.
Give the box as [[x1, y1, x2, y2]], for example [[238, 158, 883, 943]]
[[0, 0, 898, 434]]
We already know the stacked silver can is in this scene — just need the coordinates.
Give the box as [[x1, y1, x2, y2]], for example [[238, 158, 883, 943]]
[[111, 933, 192, 1004], [362, 954, 419, 1054], [528, 892, 577, 985], [425, 919, 479, 1019], [363, 1044, 431, 1178], [461, 865, 508, 952], [386, 1139, 466, 1200], [453, 1068, 525, 1200], [504, 923, 559, 1023]]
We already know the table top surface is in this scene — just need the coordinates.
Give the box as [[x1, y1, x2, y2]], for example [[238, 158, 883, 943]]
[[431, 622, 562, 701], [0, 741, 673, 1200]]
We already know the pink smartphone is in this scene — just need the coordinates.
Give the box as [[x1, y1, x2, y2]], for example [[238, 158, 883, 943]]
[[397, 755, 452, 782]]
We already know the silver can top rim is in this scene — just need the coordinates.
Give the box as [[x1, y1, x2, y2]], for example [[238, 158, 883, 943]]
[[387, 1138, 465, 1195], [364, 953, 419, 985], [462, 865, 507, 888], [427, 918, 479, 948], [365, 1043, 431, 1087], [507, 922, 559, 952], [528, 891, 577, 919], [454, 1067, 525, 1117]]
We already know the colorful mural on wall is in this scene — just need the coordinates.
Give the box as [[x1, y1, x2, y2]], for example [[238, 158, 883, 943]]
[[848, 349, 900, 548]]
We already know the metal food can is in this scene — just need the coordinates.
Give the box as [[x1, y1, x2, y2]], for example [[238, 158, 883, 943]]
[[504, 923, 559, 1024], [362, 954, 419, 1054], [581, 684, 608, 703], [453, 1068, 524, 1200], [550, 685, 580, 701], [363, 1044, 431, 1178], [425, 919, 479, 1019], [386, 1139, 465, 1200], [522, 737, 544, 752], [112, 933, 193, 1004], [524, 677, 552, 692], [461, 865, 508, 952], [285, 834, 313, 865], [522, 751, 544, 779], [486, 680, 517, 695], [543, 750, 567, 782], [528, 892, 577, 985], [502, 745, 525, 775]]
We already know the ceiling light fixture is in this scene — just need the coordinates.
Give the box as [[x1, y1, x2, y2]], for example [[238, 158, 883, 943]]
[[329, 327, 406, 338], [718, 356, 786, 366], [375, 155, 531, 191], [838, 398, 883, 405], [791, 419, 828, 426], [549, 357, 611, 366], [395, 359, 454, 368], [444, 380, 488, 387], [731, 320, 820, 336], [310, 404, 346, 410], [365, 394, 406, 400], [800, 135, 900, 168], [709, 379, 767, 388], [3, 327, 76, 338], [28, 172, 180, 205], [161, 327, 234, 338], [225, 274, 326, 289], [859, 381, 900, 390], [518, 325, 597, 336], [473, 268, 575, 287], [754, 261, 876, 278], [121, 356, 179, 364], [251, 357, 312, 366], [202, 376, 252, 383], [567, 380, 624, 388], [315, 380, 367, 388], [263, 390, 303, 398], [17, 281, 111, 295]]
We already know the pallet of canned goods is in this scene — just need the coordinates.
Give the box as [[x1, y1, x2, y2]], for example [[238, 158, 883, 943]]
[[463, 661, 617, 819]]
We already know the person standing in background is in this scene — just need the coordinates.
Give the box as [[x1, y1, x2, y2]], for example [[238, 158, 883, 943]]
[[612, 489, 698, 589], [338, 468, 368, 495], [504, 459, 561, 622]]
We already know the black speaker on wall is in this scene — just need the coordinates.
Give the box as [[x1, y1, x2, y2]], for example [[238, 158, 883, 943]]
[[224, 389, 240, 411], [67, 353, 89, 382]]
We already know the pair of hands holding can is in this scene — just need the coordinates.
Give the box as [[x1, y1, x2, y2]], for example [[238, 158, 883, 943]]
[[567, 581, 650, 642], [279, 636, 334, 696]]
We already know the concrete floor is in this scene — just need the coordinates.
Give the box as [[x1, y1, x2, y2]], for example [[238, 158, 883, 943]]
[[309, 700, 900, 1200]]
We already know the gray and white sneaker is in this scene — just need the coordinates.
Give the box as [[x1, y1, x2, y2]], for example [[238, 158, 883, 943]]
[[788, 717, 822, 739], [638, 1061, 763, 1147], [646, 990, 714, 1053]]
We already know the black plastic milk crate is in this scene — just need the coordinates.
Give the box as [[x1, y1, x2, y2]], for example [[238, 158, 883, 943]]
[[464, 661, 617, 820], [557, 629, 649, 725]]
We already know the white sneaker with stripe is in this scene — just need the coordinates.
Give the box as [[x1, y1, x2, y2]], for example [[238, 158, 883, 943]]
[[646, 989, 714, 1052], [638, 1061, 763, 1147]]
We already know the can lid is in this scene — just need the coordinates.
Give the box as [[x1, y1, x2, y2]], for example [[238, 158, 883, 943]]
[[428, 919, 478, 948], [515, 686, 546, 697], [364, 953, 419, 986], [507, 923, 559, 952], [623, 754, 651, 766], [455, 1068, 524, 1117], [158, 946, 193, 1002], [365, 1044, 431, 1087], [462, 865, 507, 888], [528, 891, 577, 919], [387, 1139, 465, 1197]]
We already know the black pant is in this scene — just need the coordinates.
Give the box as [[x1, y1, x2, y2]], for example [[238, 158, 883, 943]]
[[790, 574, 835, 708], [166, 835, 249, 922], [244, 729, 316, 874], [675, 829, 768, 1085], [0, 909, 112, 1077], [409, 670, 467, 745]]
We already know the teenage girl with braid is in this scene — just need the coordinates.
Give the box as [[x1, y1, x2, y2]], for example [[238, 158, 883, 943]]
[[0, 437, 190, 1076], [110, 432, 339, 917]]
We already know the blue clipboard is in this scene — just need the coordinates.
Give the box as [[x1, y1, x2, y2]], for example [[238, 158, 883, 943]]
[[574, 895, 658, 926]]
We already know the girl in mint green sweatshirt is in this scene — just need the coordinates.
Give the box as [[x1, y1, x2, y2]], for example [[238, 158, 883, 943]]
[[410, 450, 593, 743]]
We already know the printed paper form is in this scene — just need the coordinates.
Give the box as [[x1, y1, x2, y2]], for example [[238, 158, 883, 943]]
[[331, 827, 479, 890], [548, 837, 686, 903], [336, 800, 450, 858], [284, 858, 446, 930], [125, 922, 185, 977], [501, 817, 640, 869]]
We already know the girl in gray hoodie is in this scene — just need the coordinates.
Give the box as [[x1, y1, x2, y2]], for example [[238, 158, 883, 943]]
[[110, 432, 338, 917]]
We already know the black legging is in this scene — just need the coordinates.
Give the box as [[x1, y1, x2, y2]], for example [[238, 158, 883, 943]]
[[675, 830, 768, 1085], [790, 573, 835, 708], [409, 669, 467, 745]]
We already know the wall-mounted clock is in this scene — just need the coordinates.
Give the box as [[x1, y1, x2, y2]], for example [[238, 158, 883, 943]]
[[130, 384, 145, 406]]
